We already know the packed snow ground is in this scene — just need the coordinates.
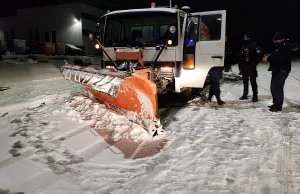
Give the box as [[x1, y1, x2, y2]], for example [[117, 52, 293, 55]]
[[1, 60, 300, 194]]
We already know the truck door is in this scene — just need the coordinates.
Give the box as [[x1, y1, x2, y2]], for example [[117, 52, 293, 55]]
[[179, 10, 226, 89]]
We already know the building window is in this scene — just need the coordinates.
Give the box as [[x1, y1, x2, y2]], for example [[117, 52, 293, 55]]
[[36, 29, 39, 41], [4, 31, 9, 40], [29, 29, 33, 40], [52, 31, 56, 43], [45, 31, 50, 42], [11, 30, 15, 39]]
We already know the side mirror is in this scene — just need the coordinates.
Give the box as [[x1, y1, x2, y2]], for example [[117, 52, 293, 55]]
[[89, 33, 94, 40], [169, 25, 176, 34]]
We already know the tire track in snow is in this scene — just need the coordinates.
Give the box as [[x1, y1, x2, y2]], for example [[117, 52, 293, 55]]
[[289, 74, 300, 82], [126, 108, 212, 194], [276, 115, 294, 194], [84, 108, 211, 194], [69, 102, 300, 194], [1, 101, 90, 174]]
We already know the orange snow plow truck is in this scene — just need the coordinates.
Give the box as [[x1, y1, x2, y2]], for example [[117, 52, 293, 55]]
[[61, 4, 226, 134]]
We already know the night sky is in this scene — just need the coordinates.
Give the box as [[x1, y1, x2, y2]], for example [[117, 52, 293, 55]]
[[2, 0, 300, 52]]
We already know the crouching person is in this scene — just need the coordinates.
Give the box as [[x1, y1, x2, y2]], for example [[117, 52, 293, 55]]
[[208, 67, 225, 105]]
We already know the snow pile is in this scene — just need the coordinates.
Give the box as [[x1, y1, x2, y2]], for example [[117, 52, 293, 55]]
[[58, 95, 153, 143], [6, 58, 37, 64]]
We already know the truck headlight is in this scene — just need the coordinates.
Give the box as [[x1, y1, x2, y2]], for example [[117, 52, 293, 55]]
[[95, 44, 101, 49]]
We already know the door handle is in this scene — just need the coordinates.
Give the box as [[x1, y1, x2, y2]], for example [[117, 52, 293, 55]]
[[212, 56, 223, 59]]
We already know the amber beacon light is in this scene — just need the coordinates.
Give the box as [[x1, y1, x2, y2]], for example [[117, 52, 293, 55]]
[[183, 54, 195, 69]]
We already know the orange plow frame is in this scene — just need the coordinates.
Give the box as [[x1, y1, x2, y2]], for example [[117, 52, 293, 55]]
[[86, 69, 159, 121], [61, 65, 159, 124]]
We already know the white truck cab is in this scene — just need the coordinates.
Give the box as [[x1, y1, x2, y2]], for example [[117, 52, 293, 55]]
[[96, 5, 226, 95]]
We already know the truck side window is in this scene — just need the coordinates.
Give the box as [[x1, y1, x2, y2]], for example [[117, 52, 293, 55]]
[[199, 14, 222, 41], [183, 16, 198, 54], [184, 16, 198, 47], [180, 16, 184, 35]]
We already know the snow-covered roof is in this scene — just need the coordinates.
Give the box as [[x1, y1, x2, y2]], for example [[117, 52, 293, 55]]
[[65, 44, 82, 51], [103, 8, 177, 17]]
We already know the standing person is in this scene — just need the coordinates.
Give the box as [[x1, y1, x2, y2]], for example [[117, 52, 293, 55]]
[[224, 36, 233, 72], [208, 67, 225, 105], [239, 33, 262, 102], [263, 32, 292, 112]]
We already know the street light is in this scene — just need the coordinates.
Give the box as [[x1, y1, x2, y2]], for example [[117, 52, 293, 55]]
[[74, 18, 79, 22]]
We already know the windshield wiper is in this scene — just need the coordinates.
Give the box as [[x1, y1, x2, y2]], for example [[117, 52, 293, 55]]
[[142, 42, 157, 47], [112, 42, 132, 48]]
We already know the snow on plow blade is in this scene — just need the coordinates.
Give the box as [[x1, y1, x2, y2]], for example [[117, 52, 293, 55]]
[[60, 64, 159, 128]]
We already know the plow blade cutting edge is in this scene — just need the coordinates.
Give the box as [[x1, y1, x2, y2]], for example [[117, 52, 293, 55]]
[[60, 64, 161, 135]]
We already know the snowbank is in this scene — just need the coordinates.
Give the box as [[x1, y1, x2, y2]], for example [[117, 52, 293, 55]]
[[56, 94, 156, 143], [5, 58, 38, 64]]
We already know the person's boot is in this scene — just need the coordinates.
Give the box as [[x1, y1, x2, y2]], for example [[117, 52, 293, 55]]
[[239, 95, 248, 100], [207, 96, 212, 103], [252, 95, 258, 102], [269, 108, 282, 112], [268, 101, 275, 108], [218, 100, 225, 105], [216, 96, 225, 105], [207, 94, 213, 103]]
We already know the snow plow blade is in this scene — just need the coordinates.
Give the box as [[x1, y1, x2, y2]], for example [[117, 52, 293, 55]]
[[60, 64, 159, 124]]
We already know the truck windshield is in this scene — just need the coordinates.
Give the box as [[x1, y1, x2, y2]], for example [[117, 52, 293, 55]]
[[104, 12, 178, 47]]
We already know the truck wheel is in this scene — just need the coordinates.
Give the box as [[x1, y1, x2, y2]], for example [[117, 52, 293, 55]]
[[158, 93, 169, 108], [181, 88, 192, 102]]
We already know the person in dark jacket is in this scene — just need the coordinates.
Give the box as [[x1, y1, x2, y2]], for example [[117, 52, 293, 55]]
[[239, 33, 263, 102], [208, 67, 225, 105], [224, 36, 233, 72], [263, 32, 292, 112]]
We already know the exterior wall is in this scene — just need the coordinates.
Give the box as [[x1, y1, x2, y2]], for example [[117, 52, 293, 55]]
[[15, 3, 83, 46], [80, 4, 106, 18], [82, 18, 98, 56], [0, 16, 17, 52], [0, 3, 105, 55], [0, 30, 6, 52]]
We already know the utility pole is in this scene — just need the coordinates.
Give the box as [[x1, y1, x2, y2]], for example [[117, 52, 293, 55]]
[[170, 0, 172, 7]]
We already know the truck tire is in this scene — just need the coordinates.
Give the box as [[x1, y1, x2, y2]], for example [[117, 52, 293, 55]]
[[180, 88, 192, 102]]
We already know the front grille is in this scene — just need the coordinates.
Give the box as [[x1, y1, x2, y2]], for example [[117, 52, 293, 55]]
[[158, 67, 174, 78]]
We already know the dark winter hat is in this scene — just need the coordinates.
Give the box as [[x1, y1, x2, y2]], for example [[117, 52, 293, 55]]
[[243, 33, 252, 39], [273, 32, 285, 41]]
